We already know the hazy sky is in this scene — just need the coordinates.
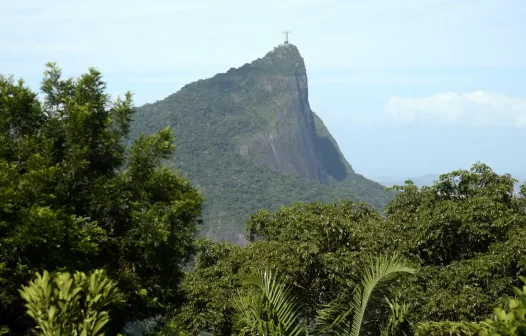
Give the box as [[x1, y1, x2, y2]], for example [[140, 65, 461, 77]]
[[1, 0, 525, 178]]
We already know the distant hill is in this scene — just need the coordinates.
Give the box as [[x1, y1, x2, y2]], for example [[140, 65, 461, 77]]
[[128, 44, 394, 244], [372, 173, 526, 191], [371, 174, 441, 188]]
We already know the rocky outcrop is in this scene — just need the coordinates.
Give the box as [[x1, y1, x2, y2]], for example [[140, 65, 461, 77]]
[[232, 44, 353, 183]]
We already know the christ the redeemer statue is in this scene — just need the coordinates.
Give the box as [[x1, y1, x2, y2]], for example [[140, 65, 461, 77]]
[[283, 30, 290, 44]]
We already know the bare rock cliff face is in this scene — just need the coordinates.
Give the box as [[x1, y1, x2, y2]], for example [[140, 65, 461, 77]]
[[237, 44, 353, 183]]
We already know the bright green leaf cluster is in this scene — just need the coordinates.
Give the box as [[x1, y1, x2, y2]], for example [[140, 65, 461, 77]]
[[19, 269, 121, 335], [480, 276, 526, 336]]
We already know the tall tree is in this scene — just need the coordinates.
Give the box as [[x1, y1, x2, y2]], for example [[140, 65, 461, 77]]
[[385, 163, 526, 322], [0, 64, 203, 333]]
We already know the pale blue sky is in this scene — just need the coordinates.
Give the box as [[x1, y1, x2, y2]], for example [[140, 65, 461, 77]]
[[1, 0, 525, 179]]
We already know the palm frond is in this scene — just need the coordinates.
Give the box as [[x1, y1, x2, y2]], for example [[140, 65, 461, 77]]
[[315, 293, 354, 336], [316, 253, 416, 336], [379, 296, 412, 336], [232, 270, 306, 336], [350, 254, 416, 336]]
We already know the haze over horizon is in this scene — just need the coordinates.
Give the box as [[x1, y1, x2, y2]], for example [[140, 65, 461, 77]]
[[2, 0, 525, 179]]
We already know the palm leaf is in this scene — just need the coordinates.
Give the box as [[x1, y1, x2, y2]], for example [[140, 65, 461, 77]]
[[316, 253, 416, 336], [232, 270, 306, 336]]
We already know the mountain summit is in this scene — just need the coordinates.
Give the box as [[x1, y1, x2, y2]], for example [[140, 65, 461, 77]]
[[129, 44, 392, 243], [218, 44, 352, 183]]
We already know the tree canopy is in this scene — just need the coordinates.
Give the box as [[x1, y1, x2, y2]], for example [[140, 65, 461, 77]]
[[0, 64, 203, 333], [175, 163, 526, 335], [387, 163, 526, 322]]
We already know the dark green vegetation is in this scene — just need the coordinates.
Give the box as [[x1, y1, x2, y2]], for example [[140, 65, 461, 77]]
[[173, 163, 526, 336], [128, 44, 393, 244], [1, 55, 525, 335], [0, 65, 202, 334]]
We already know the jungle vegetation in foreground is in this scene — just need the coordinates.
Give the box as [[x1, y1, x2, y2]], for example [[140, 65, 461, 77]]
[[0, 66, 525, 335]]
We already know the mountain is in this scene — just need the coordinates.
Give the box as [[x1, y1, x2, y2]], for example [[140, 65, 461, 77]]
[[128, 44, 394, 244]]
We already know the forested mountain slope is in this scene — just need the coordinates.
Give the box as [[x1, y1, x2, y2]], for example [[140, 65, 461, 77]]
[[129, 44, 393, 243]]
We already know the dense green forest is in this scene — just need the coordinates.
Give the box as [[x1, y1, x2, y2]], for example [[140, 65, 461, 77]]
[[1, 65, 525, 335], [128, 45, 393, 244]]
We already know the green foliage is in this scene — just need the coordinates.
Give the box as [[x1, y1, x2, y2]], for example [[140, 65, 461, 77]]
[[19, 269, 121, 336], [177, 163, 526, 335], [175, 240, 244, 335], [177, 201, 407, 335], [385, 163, 526, 322], [480, 276, 526, 336], [232, 270, 306, 336], [0, 64, 203, 333], [409, 277, 526, 336], [414, 321, 482, 336], [181, 253, 414, 336], [380, 296, 412, 336], [315, 254, 416, 336], [386, 163, 522, 265], [152, 320, 189, 336]]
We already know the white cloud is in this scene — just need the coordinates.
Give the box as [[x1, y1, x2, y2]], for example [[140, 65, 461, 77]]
[[386, 91, 526, 127]]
